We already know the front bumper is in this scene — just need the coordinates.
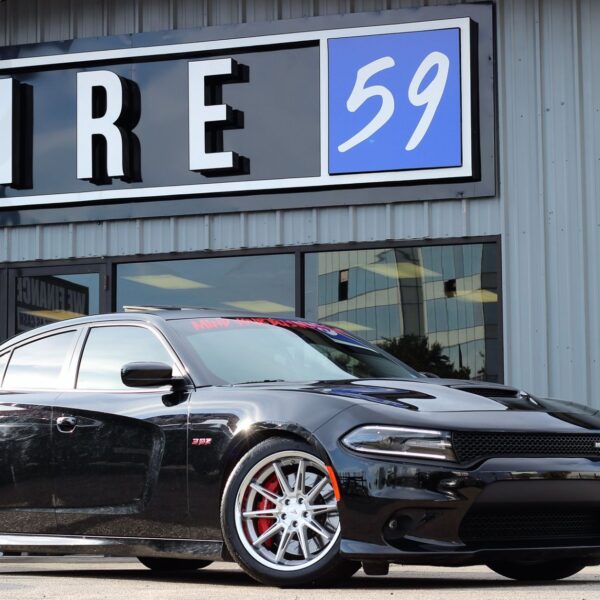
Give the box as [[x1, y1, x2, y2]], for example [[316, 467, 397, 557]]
[[331, 451, 600, 566]]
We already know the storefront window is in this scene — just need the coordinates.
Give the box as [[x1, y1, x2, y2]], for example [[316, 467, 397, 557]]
[[15, 273, 100, 334], [117, 254, 296, 316], [304, 243, 500, 382]]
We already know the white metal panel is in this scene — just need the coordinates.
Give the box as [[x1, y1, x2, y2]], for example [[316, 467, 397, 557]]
[[0, 197, 500, 263], [579, 0, 600, 410], [496, 0, 600, 406]]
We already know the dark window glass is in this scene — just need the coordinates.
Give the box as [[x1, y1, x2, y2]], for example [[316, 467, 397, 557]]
[[117, 255, 295, 316], [338, 270, 349, 301], [77, 326, 176, 390], [171, 317, 419, 385], [3, 331, 77, 390], [305, 243, 500, 382], [15, 273, 100, 334]]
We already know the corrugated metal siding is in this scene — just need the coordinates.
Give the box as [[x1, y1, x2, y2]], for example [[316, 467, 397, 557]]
[[2, 0, 600, 407], [0, 0, 486, 44], [497, 0, 599, 406], [0, 199, 499, 260]]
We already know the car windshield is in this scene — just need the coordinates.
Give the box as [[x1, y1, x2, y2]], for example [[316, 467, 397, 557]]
[[170, 317, 420, 385]]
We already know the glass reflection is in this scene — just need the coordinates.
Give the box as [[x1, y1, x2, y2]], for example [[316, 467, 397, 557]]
[[0, 353, 9, 384], [305, 244, 499, 382], [15, 273, 100, 334], [3, 331, 76, 390], [117, 254, 295, 316], [77, 326, 176, 390]]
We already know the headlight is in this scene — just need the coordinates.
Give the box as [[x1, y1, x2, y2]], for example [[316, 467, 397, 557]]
[[341, 426, 456, 461]]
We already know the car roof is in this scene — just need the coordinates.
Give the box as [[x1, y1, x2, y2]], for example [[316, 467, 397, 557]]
[[0, 307, 304, 352]]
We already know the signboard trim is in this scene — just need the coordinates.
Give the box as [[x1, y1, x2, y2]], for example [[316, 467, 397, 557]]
[[0, 18, 473, 209]]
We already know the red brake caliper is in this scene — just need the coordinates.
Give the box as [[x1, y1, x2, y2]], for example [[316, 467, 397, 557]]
[[256, 473, 280, 549]]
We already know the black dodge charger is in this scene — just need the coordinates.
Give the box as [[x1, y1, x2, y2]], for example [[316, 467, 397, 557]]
[[1, 307, 600, 586]]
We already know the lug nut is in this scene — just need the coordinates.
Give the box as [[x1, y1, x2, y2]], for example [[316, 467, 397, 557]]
[[303, 511, 309, 518], [282, 513, 287, 520], [293, 521, 298, 527], [388, 519, 398, 530], [298, 498, 304, 504]]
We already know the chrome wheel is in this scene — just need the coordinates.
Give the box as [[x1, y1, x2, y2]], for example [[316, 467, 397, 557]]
[[234, 450, 340, 572]]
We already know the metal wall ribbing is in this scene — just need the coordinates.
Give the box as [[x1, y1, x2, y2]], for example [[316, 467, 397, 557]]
[[2, 0, 600, 408], [498, 0, 600, 406]]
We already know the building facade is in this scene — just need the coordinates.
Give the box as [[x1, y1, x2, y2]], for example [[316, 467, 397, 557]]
[[0, 0, 597, 406]]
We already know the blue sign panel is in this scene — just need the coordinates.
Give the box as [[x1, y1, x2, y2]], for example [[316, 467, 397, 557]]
[[328, 28, 462, 175]]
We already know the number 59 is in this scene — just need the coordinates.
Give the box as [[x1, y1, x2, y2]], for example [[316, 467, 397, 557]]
[[337, 51, 450, 154]]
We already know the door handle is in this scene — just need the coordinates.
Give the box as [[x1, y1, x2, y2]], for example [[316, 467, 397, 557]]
[[56, 416, 78, 434]]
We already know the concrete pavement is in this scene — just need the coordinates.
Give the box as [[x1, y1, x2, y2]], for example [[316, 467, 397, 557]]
[[1, 557, 599, 599]]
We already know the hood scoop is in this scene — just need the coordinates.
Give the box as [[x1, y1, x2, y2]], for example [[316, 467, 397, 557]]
[[324, 385, 435, 411], [447, 385, 521, 399]]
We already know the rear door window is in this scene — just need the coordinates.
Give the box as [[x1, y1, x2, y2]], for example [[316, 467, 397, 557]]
[[3, 331, 77, 390]]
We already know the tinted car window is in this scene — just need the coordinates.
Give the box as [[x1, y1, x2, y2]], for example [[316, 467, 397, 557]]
[[3, 331, 77, 390], [77, 326, 176, 390]]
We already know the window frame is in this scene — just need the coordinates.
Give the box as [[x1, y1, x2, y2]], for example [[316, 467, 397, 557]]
[[71, 321, 191, 393]]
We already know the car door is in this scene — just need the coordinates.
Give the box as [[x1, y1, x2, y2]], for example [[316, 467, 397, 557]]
[[0, 329, 79, 534], [52, 323, 190, 539]]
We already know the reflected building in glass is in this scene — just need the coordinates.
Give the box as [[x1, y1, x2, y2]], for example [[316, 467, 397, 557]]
[[305, 243, 499, 382]]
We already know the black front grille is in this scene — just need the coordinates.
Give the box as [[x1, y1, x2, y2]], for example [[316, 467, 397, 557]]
[[452, 431, 600, 463], [460, 509, 600, 544]]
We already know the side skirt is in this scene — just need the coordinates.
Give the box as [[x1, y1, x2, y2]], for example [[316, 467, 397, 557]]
[[0, 534, 225, 561]]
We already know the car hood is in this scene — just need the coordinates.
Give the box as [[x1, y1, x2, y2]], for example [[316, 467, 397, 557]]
[[271, 378, 599, 416]]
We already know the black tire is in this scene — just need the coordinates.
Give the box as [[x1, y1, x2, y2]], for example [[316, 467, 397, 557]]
[[137, 557, 213, 572], [487, 559, 585, 581], [221, 437, 360, 587]]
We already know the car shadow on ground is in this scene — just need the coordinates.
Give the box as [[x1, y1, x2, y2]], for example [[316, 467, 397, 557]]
[[1, 567, 598, 590]]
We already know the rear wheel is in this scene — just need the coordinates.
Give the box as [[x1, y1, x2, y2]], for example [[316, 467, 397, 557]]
[[221, 437, 360, 587], [137, 557, 212, 572], [487, 559, 585, 581]]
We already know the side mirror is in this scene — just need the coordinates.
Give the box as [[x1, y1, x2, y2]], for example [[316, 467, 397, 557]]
[[121, 362, 175, 388]]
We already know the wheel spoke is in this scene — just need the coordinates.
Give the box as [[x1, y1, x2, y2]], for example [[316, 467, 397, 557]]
[[275, 525, 293, 563], [297, 524, 310, 560], [235, 451, 341, 571], [250, 482, 281, 503], [242, 508, 279, 519], [294, 459, 306, 495], [252, 521, 284, 547], [308, 503, 338, 516], [305, 519, 332, 541], [273, 462, 292, 496], [306, 476, 328, 503]]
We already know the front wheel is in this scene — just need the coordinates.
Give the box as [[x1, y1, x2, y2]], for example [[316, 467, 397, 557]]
[[487, 559, 585, 581], [137, 557, 212, 572], [221, 437, 359, 587]]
